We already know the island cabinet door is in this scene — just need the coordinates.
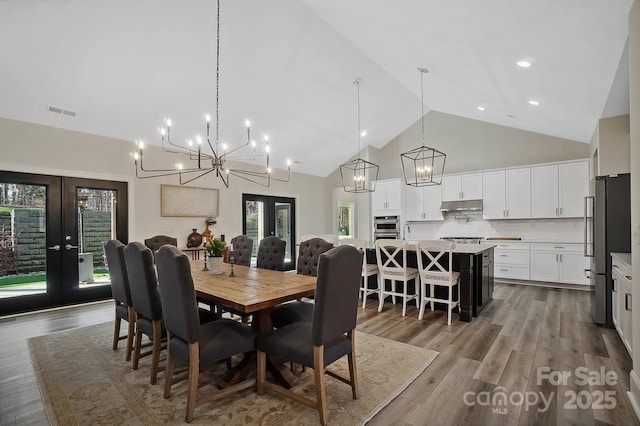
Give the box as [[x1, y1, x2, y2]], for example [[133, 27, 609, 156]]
[[479, 249, 494, 311]]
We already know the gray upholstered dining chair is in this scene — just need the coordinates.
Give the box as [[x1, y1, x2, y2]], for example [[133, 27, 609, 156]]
[[155, 245, 256, 423], [257, 245, 363, 425], [295, 237, 334, 276], [271, 237, 333, 329], [144, 235, 178, 252], [124, 242, 165, 384], [104, 239, 135, 361], [125, 242, 219, 385], [256, 236, 286, 271], [230, 234, 253, 266]]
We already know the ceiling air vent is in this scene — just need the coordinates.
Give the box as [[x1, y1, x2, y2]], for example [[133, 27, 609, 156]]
[[47, 105, 77, 117]]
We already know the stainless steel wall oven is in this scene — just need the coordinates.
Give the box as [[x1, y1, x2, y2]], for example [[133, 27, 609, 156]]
[[373, 215, 400, 240]]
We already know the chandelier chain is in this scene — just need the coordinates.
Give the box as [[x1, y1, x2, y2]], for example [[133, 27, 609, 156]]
[[215, 0, 220, 143]]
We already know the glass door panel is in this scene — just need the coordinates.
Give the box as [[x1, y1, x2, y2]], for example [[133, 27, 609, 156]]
[[244, 199, 265, 259], [0, 181, 49, 299], [76, 188, 117, 289], [275, 202, 292, 265], [62, 177, 127, 304]]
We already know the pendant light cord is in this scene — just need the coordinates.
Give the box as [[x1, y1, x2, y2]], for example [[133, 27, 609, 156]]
[[419, 67, 428, 144], [356, 79, 361, 154]]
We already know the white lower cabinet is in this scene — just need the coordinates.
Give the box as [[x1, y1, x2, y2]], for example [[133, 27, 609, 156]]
[[530, 243, 589, 285], [612, 254, 632, 355], [494, 242, 530, 281]]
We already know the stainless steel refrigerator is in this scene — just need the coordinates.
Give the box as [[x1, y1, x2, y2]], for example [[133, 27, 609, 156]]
[[585, 173, 631, 327]]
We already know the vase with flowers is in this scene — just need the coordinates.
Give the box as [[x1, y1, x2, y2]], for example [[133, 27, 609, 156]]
[[205, 238, 227, 274]]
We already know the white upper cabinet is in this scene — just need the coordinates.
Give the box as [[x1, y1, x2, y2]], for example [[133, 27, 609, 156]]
[[482, 168, 531, 219], [531, 164, 559, 218], [442, 173, 482, 201], [531, 160, 589, 218], [482, 171, 506, 219], [558, 161, 589, 217], [404, 184, 443, 221], [372, 179, 402, 216], [506, 168, 532, 218]]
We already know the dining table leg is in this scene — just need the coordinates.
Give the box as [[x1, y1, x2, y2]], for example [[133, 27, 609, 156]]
[[223, 308, 297, 389]]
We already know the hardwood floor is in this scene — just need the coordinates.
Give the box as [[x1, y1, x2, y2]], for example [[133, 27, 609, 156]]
[[0, 283, 638, 425], [366, 283, 638, 426]]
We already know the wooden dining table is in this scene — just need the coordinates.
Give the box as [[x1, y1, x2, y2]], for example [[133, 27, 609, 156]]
[[190, 260, 317, 387]]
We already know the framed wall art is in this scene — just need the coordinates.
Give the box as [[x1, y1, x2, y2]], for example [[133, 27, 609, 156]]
[[160, 184, 219, 217]]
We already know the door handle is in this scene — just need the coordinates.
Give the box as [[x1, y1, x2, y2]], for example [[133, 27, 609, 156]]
[[625, 293, 632, 311], [65, 244, 79, 250], [48, 244, 61, 251]]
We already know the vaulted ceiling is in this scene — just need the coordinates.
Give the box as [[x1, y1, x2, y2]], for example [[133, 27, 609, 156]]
[[0, 0, 632, 176]]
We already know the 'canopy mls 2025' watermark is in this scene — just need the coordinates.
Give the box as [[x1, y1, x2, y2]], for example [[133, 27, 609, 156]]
[[463, 366, 618, 414]]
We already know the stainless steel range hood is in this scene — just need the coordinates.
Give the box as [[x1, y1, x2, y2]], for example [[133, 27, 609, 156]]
[[440, 199, 483, 212]]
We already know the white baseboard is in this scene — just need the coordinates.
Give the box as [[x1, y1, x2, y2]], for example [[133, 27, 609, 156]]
[[494, 278, 590, 291], [628, 370, 640, 422]]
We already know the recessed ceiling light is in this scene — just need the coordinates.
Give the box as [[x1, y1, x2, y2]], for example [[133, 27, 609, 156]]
[[528, 100, 540, 106], [360, 130, 367, 137], [477, 106, 485, 111], [517, 60, 532, 68]]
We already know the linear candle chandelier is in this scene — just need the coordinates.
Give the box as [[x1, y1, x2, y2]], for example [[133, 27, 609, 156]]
[[131, 0, 290, 188], [400, 67, 446, 187], [339, 78, 379, 193]]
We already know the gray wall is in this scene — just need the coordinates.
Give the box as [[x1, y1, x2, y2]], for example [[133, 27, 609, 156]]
[[590, 114, 631, 176]]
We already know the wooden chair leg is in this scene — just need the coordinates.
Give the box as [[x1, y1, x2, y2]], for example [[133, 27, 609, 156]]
[[112, 313, 121, 350], [132, 328, 143, 370], [257, 350, 266, 395], [377, 284, 385, 312], [402, 280, 408, 317], [418, 281, 426, 320], [313, 346, 328, 426], [163, 333, 174, 399], [126, 306, 136, 361], [447, 286, 452, 325], [347, 330, 359, 400], [150, 319, 162, 385], [392, 281, 397, 305], [185, 342, 200, 423], [430, 284, 435, 311]]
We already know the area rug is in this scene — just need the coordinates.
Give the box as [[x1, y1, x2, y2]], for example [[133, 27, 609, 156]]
[[29, 322, 438, 425]]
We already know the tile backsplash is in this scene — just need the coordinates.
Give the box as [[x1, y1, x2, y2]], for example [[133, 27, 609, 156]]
[[404, 214, 584, 243]]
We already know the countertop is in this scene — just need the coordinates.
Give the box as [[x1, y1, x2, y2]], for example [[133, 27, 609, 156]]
[[486, 238, 583, 244], [403, 241, 497, 255], [611, 252, 632, 268]]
